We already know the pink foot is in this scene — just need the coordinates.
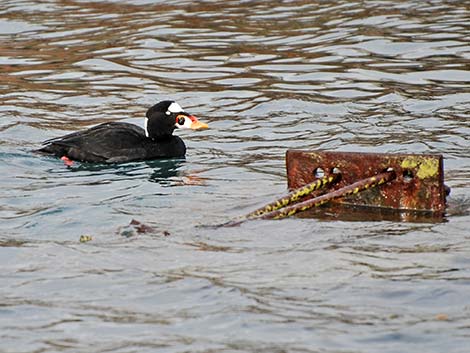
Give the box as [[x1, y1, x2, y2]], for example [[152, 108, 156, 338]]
[[60, 156, 74, 166]]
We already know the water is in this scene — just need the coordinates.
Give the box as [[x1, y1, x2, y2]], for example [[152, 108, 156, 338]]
[[1, 0, 469, 352]]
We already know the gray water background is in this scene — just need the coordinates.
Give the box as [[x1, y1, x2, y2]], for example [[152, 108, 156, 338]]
[[1, 0, 469, 352]]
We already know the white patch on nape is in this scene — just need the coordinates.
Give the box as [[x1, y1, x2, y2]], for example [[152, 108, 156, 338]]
[[144, 117, 149, 137], [167, 102, 183, 114]]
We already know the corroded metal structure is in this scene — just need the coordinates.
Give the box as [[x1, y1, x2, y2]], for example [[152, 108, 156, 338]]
[[286, 150, 446, 213]]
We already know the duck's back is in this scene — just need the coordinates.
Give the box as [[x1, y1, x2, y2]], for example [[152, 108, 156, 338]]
[[38, 122, 186, 163]]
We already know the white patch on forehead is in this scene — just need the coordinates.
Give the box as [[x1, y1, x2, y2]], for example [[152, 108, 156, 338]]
[[167, 102, 183, 114]]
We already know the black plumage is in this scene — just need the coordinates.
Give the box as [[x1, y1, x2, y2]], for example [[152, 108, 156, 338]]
[[37, 101, 207, 163]]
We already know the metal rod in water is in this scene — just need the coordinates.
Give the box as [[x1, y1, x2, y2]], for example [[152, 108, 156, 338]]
[[260, 170, 396, 220], [245, 173, 340, 219]]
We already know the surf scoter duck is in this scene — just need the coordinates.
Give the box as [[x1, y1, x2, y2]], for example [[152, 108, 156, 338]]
[[37, 101, 208, 163]]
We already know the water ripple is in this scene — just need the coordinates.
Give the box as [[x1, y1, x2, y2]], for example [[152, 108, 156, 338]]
[[1, 0, 469, 352]]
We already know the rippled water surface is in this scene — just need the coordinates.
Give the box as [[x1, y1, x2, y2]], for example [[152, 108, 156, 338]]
[[1, 0, 470, 352]]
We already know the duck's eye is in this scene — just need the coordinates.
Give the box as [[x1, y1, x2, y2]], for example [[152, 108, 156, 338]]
[[177, 116, 185, 125]]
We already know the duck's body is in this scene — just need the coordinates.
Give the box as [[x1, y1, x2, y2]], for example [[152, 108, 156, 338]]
[[37, 101, 207, 163], [39, 122, 186, 163]]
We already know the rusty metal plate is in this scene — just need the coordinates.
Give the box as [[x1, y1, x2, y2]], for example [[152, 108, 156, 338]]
[[286, 150, 446, 213]]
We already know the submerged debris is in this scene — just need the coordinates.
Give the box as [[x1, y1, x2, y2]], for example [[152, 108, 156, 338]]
[[117, 219, 168, 237], [79, 235, 93, 243], [435, 313, 449, 321]]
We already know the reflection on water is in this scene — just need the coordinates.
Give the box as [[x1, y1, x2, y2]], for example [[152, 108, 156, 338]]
[[53, 157, 190, 185], [146, 159, 188, 185], [0, 0, 469, 352], [298, 203, 447, 223]]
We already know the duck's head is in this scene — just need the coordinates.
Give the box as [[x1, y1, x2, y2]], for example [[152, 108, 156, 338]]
[[145, 100, 208, 140]]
